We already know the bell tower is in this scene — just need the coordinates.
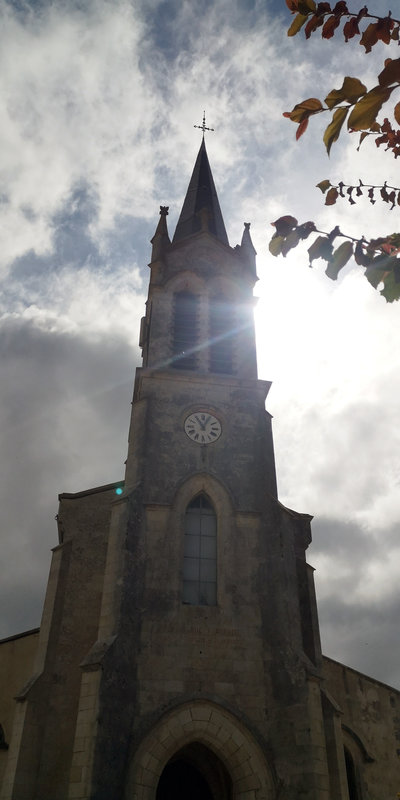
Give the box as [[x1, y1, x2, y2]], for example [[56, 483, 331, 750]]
[[68, 136, 331, 800], [2, 136, 343, 800]]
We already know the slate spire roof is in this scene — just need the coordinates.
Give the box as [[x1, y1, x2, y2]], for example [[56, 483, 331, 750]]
[[172, 138, 229, 247]]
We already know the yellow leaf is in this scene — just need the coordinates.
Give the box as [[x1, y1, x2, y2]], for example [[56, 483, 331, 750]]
[[325, 77, 367, 109], [316, 179, 331, 193], [289, 98, 323, 122], [348, 86, 393, 131], [378, 58, 400, 87], [288, 12, 308, 36], [269, 235, 284, 256], [298, 0, 317, 11], [323, 107, 349, 155]]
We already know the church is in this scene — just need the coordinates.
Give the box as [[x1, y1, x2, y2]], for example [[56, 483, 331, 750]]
[[0, 135, 399, 800]]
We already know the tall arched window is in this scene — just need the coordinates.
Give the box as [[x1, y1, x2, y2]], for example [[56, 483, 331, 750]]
[[209, 297, 235, 374], [172, 291, 199, 370], [183, 495, 217, 605], [344, 748, 360, 800]]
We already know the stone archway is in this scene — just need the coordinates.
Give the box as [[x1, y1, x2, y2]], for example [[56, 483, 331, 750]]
[[156, 742, 231, 800], [125, 700, 274, 799]]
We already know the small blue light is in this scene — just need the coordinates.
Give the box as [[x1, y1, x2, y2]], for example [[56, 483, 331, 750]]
[[115, 487, 123, 495]]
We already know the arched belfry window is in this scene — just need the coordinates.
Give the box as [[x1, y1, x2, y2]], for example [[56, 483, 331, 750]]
[[209, 296, 235, 375], [183, 495, 217, 605], [172, 291, 199, 370]]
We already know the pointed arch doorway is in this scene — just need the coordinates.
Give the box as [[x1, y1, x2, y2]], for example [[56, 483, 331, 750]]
[[125, 701, 275, 800], [156, 742, 232, 800]]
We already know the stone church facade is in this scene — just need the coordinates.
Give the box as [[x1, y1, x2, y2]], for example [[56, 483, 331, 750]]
[[1, 140, 399, 799]]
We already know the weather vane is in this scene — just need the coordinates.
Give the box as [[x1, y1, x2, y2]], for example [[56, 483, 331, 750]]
[[194, 111, 214, 137]]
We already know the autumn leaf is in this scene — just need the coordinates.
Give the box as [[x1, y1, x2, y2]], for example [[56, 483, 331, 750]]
[[348, 86, 393, 131], [325, 187, 339, 205], [360, 22, 379, 52], [271, 216, 298, 236], [281, 229, 301, 255], [288, 12, 309, 36], [296, 118, 309, 139], [376, 16, 394, 45], [269, 235, 285, 256], [378, 58, 400, 87], [324, 106, 348, 154], [305, 14, 324, 38], [316, 179, 331, 193], [394, 102, 400, 126], [285, 98, 324, 123], [325, 77, 367, 109], [322, 14, 341, 39], [343, 17, 359, 42], [297, 0, 317, 12], [325, 240, 353, 279]]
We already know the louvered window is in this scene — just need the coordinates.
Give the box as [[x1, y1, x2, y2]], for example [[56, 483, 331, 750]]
[[209, 298, 234, 374], [172, 291, 199, 370], [183, 495, 217, 606]]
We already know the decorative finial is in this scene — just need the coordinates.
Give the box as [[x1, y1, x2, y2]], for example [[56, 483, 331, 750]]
[[194, 111, 214, 138]]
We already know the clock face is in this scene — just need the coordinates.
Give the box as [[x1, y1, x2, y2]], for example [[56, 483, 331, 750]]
[[184, 412, 222, 444]]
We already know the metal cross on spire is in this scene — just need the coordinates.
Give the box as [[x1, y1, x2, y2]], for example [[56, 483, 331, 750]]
[[194, 111, 214, 138]]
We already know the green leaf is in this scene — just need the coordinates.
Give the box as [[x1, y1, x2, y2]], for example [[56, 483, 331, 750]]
[[348, 86, 393, 131], [323, 106, 349, 155], [308, 236, 333, 265], [281, 229, 301, 256], [325, 241, 353, 280], [316, 179, 331, 194], [365, 256, 400, 301], [325, 77, 367, 109], [269, 235, 285, 256], [288, 13, 309, 36]]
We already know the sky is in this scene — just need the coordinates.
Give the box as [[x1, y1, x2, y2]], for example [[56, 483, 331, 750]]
[[0, 0, 399, 689]]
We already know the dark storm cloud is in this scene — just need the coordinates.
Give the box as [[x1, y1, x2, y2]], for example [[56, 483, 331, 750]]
[[310, 516, 400, 687], [318, 592, 400, 689], [0, 316, 140, 638]]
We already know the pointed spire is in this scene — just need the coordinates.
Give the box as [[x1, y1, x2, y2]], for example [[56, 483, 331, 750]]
[[172, 139, 229, 246], [151, 206, 171, 261], [240, 222, 257, 274]]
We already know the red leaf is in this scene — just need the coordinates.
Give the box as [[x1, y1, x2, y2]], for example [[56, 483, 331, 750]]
[[376, 16, 394, 45], [322, 14, 341, 38], [296, 118, 309, 139], [343, 17, 359, 42], [325, 187, 339, 205], [271, 216, 298, 236], [354, 240, 371, 266], [360, 22, 379, 52], [333, 1, 348, 13], [286, 0, 299, 9], [317, 2, 332, 12], [305, 14, 323, 37]]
